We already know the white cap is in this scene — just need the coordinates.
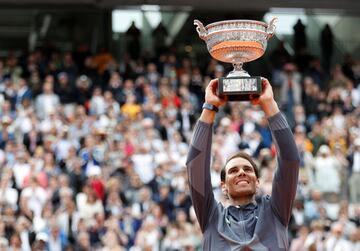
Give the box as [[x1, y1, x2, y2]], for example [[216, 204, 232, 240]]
[[36, 232, 49, 242], [318, 145, 330, 154], [86, 164, 101, 177], [220, 117, 231, 127], [0, 237, 8, 246]]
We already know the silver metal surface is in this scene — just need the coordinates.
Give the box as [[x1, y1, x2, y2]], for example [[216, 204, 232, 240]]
[[194, 18, 277, 64], [222, 78, 258, 92], [194, 18, 277, 77]]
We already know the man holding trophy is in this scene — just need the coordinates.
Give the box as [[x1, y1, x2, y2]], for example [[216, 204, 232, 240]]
[[186, 18, 300, 250]]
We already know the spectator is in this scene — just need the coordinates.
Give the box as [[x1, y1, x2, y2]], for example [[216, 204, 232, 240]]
[[349, 138, 360, 203], [280, 62, 302, 122], [0, 115, 15, 150], [100, 229, 126, 251], [89, 87, 106, 116], [32, 232, 48, 250], [75, 231, 92, 251], [20, 176, 48, 217], [15, 216, 35, 251], [75, 75, 92, 107], [57, 200, 79, 244], [320, 24, 334, 73], [304, 190, 326, 222], [0, 172, 18, 209], [312, 145, 341, 196], [324, 222, 352, 251], [76, 183, 104, 227], [0, 237, 8, 251], [293, 19, 307, 55], [55, 72, 76, 106], [121, 94, 141, 120], [125, 22, 141, 60], [132, 216, 161, 251], [290, 225, 309, 251], [35, 79, 60, 120], [8, 232, 22, 251], [304, 220, 327, 250], [14, 78, 32, 110]]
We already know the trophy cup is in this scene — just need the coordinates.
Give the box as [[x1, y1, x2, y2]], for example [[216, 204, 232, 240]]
[[194, 18, 278, 101]]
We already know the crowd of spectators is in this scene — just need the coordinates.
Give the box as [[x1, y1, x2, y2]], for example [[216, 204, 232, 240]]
[[0, 38, 359, 251]]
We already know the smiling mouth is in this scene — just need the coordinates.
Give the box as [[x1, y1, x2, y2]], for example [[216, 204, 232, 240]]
[[236, 180, 249, 185]]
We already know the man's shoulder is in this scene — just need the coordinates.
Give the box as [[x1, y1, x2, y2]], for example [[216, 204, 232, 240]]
[[256, 194, 271, 204]]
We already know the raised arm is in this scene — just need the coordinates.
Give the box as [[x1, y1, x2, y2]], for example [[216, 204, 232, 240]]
[[252, 79, 300, 226], [186, 79, 226, 232]]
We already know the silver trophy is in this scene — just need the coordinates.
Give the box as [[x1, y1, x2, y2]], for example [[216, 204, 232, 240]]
[[194, 18, 278, 101]]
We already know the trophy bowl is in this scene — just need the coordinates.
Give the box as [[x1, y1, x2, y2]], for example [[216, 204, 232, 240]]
[[194, 18, 277, 65], [194, 18, 278, 101]]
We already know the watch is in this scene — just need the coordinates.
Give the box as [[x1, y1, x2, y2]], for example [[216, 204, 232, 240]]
[[202, 102, 219, 112]]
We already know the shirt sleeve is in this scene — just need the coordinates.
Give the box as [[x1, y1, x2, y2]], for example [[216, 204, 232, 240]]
[[268, 112, 300, 226], [186, 120, 217, 232]]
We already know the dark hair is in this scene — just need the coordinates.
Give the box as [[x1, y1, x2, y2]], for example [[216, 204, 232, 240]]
[[220, 151, 259, 182]]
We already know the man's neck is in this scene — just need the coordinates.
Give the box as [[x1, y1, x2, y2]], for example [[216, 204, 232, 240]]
[[229, 195, 255, 207]]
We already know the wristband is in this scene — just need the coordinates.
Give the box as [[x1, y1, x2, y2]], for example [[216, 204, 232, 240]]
[[202, 102, 219, 112]]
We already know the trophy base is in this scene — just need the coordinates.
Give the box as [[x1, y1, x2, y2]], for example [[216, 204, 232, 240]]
[[218, 76, 262, 101]]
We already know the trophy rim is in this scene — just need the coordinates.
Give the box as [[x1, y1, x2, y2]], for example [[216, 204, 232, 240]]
[[205, 19, 268, 29], [205, 29, 268, 41]]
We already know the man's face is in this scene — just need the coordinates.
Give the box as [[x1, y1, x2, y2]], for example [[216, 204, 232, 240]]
[[221, 157, 259, 199]]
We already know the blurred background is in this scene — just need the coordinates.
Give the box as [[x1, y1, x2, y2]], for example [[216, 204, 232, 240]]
[[0, 0, 359, 250]]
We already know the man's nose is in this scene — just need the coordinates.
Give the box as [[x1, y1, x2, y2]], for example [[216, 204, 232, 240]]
[[237, 168, 246, 176]]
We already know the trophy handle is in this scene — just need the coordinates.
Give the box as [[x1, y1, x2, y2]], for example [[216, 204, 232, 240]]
[[266, 17, 278, 39], [194, 20, 207, 40]]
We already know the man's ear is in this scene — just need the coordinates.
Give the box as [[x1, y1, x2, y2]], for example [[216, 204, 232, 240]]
[[221, 181, 228, 195], [256, 178, 260, 189]]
